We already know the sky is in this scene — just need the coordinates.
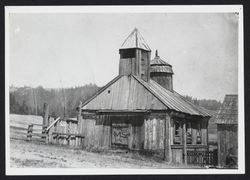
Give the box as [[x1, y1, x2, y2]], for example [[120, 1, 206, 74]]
[[8, 13, 239, 101]]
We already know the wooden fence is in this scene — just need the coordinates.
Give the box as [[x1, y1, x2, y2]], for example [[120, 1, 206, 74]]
[[27, 117, 84, 147], [187, 149, 218, 167], [27, 123, 46, 141]]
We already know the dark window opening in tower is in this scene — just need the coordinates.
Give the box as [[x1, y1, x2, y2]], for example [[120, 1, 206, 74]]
[[119, 49, 136, 58]]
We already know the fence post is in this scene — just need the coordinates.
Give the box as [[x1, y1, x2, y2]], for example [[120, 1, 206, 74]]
[[42, 103, 50, 143], [43, 103, 49, 127], [27, 124, 33, 141], [76, 101, 82, 147]]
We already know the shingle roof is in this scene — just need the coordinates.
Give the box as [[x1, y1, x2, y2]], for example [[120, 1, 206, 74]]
[[150, 51, 173, 74], [120, 28, 151, 51], [216, 95, 238, 124], [150, 65, 174, 74]]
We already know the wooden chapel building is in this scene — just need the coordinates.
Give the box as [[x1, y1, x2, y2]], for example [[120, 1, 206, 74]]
[[78, 28, 211, 164]]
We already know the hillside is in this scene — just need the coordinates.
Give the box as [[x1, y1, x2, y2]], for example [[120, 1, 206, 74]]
[[9, 84, 100, 117]]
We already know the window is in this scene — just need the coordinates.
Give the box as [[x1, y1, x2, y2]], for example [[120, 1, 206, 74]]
[[174, 120, 181, 144], [186, 122, 192, 144], [120, 49, 136, 58], [197, 123, 202, 144]]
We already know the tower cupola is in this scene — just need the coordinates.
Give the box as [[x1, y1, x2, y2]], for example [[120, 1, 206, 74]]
[[119, 28, 151, 82], [150, 50, 174, 91]]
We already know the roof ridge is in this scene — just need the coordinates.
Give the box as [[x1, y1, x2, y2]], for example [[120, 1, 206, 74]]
[[120, 29, 151, 51]]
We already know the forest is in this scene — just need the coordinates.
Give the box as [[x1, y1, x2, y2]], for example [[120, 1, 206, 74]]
[[9, 85, 222, 118], [9, 84, 99, 117]]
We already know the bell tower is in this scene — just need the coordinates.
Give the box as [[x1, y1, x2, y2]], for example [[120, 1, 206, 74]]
[[119, 28, 151, 82], [150, 50, 174, 91]]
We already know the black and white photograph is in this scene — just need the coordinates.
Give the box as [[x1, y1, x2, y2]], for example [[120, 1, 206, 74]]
[[5, 5, 244, 175]]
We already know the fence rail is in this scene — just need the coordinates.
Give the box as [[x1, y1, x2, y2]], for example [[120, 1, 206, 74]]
[[27, 123, 46, 141], [187, 149, 218, 167]]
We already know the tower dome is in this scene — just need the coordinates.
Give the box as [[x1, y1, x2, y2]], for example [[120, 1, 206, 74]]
[[150, 50, 174, 91]]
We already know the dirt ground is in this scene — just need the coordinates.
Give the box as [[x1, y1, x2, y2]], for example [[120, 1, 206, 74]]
[[9, 114, 202, 169], [10, 139, 201, 168]]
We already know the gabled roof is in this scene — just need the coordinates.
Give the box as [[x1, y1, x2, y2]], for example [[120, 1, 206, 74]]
[[134, 76, 210, 117], [81, 75, 210, 117], [120, 28, 151, 51], [216, 95, 238, 124]]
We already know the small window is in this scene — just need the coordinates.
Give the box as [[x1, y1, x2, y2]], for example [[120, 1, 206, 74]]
[[197, 123, 202, 144], [186, 122, 192, 144], [174, 120, 181, 144]]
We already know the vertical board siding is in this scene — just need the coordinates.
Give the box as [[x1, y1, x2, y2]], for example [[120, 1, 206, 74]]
[[217, 125, 238, 167], [83, 76, 167, 110], [143, 116, 166, 152], [130, 125, 144, 150], [119, 58, 133, 76], [79, 119, 110, 149]]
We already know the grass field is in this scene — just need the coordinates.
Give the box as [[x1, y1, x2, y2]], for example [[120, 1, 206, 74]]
[[9, 114, 43, 141]]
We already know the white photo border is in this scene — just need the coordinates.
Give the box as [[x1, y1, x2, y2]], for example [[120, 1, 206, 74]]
[[5, 5, 244, 175]]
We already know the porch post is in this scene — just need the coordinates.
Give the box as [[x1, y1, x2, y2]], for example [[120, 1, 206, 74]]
[[164, 113, 172, 162], [182, 119, 187, 165]]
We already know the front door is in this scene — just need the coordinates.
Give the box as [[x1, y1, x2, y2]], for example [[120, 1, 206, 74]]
[[111, 123, 130, 149]]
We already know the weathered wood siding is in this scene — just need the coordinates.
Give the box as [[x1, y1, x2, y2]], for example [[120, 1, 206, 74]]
[[217, 124, 238, 167], [67, 121, 77, 134], [143, 112, 172, 162], [79, 114, 145, 150], [83, 76, 167, 110], [79, 119, 111, 149], [119, 58, 134, 76], [144, 117, 165, 150], [150, 73, 173, 91], [129, 124, 144, 150], [139, 49, 150, 82]]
